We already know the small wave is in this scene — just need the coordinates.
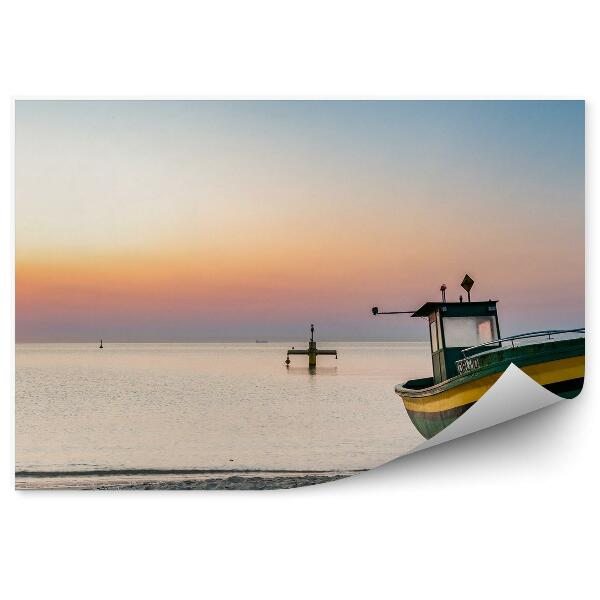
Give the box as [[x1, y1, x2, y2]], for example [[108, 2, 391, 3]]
[[16, 467, 365, 478]]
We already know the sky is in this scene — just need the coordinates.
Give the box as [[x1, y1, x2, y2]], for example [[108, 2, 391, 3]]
[[16, 100, 584, 342]]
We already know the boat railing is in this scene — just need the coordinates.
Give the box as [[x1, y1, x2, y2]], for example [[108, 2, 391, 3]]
[[461, 328, 585, 358]]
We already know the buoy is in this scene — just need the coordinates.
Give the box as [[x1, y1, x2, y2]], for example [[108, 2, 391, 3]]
[[99, 338, 103, 349]]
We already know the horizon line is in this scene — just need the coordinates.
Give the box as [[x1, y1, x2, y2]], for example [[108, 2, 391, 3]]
[[15, 338, 430, 344]]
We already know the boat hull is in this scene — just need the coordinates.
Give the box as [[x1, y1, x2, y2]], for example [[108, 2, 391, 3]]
[[397, 339, 584, 439]]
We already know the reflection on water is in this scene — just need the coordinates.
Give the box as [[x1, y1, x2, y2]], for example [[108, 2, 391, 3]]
[[286, 366, 339, 375], [16, 342, 429, 486]]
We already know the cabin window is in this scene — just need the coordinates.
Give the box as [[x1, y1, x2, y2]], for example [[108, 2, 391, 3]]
[[430, 319, 439, 352], [442, 316, 498, 348]]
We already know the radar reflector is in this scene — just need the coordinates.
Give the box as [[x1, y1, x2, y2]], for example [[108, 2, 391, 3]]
[[461, 274, 474, 301]]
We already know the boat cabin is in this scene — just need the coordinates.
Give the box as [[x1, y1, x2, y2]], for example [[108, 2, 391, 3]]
[[412, 301, 501, 383]]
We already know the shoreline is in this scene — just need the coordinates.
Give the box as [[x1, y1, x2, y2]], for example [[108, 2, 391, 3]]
[[15, 469, 358, 490]]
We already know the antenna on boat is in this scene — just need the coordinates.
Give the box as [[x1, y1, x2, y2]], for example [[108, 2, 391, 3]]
[[461, 274, 474, 302]]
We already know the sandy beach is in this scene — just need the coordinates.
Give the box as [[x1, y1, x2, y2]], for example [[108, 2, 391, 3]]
[[15, 470, 355, 490]]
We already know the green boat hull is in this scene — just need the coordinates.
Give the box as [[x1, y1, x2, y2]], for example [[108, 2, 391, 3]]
[[398, 338, 585, 439]]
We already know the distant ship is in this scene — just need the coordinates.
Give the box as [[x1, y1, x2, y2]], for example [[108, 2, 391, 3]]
[[255, 340, 268, 344]]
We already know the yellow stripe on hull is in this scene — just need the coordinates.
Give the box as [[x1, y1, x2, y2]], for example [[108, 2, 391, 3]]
[[400, 355, 585, 414]]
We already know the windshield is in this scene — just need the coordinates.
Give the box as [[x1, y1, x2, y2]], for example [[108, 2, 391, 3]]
[[442, 316, 498, 348]]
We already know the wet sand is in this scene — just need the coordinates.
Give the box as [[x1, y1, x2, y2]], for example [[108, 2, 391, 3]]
[[15, 470, 357, 490], [97, 474, 351, 490]]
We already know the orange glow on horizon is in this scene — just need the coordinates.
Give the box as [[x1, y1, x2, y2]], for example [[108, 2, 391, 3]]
[[15, 101, 584, 340]]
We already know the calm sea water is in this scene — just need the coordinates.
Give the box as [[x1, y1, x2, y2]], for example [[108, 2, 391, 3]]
[[16, 342, 429, 489]]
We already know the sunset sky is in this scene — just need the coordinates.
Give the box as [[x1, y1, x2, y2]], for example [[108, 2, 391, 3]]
[[16, 100, 584, 341]]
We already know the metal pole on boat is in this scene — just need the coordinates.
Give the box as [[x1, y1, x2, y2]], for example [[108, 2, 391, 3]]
[[371, 307, 416, 315]]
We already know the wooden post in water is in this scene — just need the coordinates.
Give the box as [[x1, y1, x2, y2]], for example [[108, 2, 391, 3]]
[[286, 324, 337, 368]]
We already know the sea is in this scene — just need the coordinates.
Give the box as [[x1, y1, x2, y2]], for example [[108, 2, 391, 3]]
[[15, 342, 429, 489]]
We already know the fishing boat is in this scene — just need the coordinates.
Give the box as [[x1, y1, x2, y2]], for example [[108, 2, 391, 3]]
[[372, 276, 584, 439]]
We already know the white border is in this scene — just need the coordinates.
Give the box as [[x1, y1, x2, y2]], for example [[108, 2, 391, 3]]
[[1, 2, 597, 599]]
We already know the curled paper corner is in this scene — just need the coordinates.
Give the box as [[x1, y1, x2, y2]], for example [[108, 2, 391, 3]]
[[408, 363, 572, 454]]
